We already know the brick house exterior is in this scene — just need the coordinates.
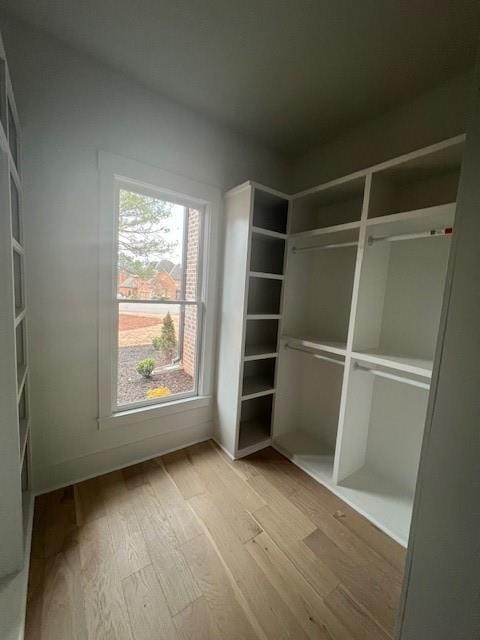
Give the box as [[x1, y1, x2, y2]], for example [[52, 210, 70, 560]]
[[183, 208, 200, 377]]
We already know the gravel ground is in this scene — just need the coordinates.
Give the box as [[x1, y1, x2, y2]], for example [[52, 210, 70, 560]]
[[117, 344, 193, 406]]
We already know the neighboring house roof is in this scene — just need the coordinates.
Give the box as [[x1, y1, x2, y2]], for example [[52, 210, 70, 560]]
[[169, 264, 182, 282], [120, 276, 138, 288], [157, 258, 175, 273]]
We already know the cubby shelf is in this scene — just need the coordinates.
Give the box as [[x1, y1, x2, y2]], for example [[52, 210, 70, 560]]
[[251, 226, 287, 240], [246, 313, 281, 320], [241, 379, 275, 400], [244, 345, 278, 361], [16, 363, 27, 398], [19, 419, 30, 466], [238, 419, 272, 451], [249, 270, 284, 280]]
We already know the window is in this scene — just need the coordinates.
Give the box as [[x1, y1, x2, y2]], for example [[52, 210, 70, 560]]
[[98, 153, 220, 426], [115, 187, 203, 409]]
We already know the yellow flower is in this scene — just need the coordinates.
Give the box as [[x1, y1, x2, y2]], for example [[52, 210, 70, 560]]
[[146, 386, 171, 399]]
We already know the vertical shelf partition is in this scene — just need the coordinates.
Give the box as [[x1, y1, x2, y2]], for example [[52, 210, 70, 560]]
[[0, 32, 33, 585]]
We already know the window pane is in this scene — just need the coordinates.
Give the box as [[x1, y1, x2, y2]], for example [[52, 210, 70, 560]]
[[116, 302, 198, 407], [117, 189, 186, 301]]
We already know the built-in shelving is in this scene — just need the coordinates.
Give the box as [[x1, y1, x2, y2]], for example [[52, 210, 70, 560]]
[[218, 136, 465, 547], [0, 29, 33, 639]]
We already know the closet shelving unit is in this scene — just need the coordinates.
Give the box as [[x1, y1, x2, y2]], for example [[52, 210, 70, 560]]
[[0, 31, 34, 635], [216, 182, 290, 457], [217, 134, 465, 546]]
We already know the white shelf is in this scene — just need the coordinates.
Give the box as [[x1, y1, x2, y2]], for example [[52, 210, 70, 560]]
[[289, 220, 361, 241], [273, 430, 335, 483], [19, 419, 29, 467], [249, 270, 284, 280], [11, 237, 24, 255], [16, 363, 27, 399], [244, 345, 278, 361], [238, 419, 271, 451], [14, 308, 26, 327], [282, 335, 347, 356], [241, 378, 275, 400], [367, 202, 457, 226], [251, 225, 287, 240], [337, 467, 414, 546], [273, 433, 412, 546], [246, 313, 281, 321], [352, 350, 432, 378]]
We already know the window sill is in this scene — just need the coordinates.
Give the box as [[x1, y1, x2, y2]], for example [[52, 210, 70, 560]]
[[98, 395, 212, 431]]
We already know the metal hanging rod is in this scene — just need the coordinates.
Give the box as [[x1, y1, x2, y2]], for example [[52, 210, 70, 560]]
[[285, 343, 344, 366], [292, 240, 358, 254], [368, 227, 453, 246], [354, 362, 430, 390]]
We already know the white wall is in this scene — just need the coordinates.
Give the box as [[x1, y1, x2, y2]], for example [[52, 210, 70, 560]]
[[0, 14, 290, 492], [292, 71, 474, 191], [398, 58, 480, 640]]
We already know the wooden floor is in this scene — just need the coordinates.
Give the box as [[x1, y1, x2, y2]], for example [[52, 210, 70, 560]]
[[26, 440, 406, 640]]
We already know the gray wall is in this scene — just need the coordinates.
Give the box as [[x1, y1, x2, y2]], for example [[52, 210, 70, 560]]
[[292, 71, 474, 191], [0, 14, 290, 491], [398, 59, 480, 640]]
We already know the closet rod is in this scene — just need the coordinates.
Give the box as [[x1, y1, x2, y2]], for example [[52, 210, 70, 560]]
[[292, 240, 358, 254], [285, 343, 344, 366], [368, 227, 453, 245], [354, 363, 430, 390]]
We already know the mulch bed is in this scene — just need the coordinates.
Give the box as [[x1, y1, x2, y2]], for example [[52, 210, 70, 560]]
[[117, 344, 193, 406], [118, 314, 162, 331]]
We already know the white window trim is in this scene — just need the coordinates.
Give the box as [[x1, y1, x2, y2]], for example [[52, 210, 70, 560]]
[[97, 151, 221, 429]]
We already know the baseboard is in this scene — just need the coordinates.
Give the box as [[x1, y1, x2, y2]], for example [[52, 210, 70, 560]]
[[34, 420, 214, 495]]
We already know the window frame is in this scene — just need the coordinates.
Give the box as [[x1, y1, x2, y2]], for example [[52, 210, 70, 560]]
[[98, 152, 221, 429]]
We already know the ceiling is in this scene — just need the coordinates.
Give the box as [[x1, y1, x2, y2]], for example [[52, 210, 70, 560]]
[[1, 0, 479, 157]]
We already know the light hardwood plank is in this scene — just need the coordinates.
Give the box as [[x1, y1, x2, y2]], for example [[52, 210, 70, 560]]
[[190, 493, 310, 640], [249, 474, 316, 540], [74, 478, 107, 526], [162, 449, 206, 499], [33, 488, 77, 559], [122, 564, 178, 640], [305, 529, 398, 635], [145, 460, 203, 545], [25, 557, 45, 640], [172, 596, 222, 640], [246, 532, 351, 640], [332, 509, 406, 574], [132, 483, 201, 616], [251, 506, 338, 598], [189, 442, 266, 512], [39, 542, 88, 640], [78, 516, 133, 640], [325, 586, 390, 640], [188, 443, 262, 542], [180, 534, 259, 640], [98, 471, 151, 581], [291, 487, 403, 590]]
